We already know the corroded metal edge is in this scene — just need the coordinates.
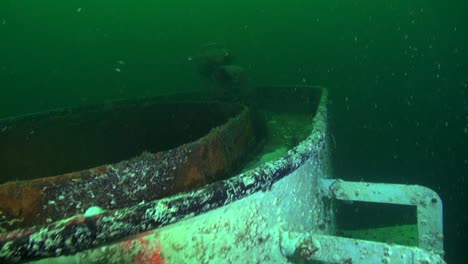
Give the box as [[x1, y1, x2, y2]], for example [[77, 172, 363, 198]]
[[0, 101, 254, 229], [0, 87, 328, 263], [0, 97, 240, 185]]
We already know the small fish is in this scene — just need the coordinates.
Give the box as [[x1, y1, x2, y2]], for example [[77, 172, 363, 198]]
[[77, 8, 82, 13], [114, 68, 121, 72], [116, 60, 126, 65]]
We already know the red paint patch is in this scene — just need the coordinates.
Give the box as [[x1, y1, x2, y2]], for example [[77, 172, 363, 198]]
[[121, 239, 134, 251], [120, 234, 164, 264], [135, 244, 164, 264]]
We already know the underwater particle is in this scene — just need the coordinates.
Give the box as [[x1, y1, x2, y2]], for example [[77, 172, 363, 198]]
[[187, 56, 193, 61], [84, 206, 105, 217], [116, 60, 126, 65], [1, 18, 6, 25]]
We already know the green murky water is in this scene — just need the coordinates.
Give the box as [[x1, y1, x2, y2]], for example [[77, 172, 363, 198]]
[[1, 1, 466, 262]]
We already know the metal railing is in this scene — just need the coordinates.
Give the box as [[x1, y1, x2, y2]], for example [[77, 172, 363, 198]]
[[280, 179, 445, 263]]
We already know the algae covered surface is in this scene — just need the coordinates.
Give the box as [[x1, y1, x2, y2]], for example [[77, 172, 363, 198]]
[[340, 224, 418, 247], [243, 112, 314, 171]]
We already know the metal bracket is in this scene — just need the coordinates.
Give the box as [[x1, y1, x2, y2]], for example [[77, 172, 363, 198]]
[[280, 232, 446, 264], [280, 179, 445, 263]]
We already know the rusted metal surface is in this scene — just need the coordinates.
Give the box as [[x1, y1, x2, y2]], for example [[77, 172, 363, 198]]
[[0, 99, 242, 183], [0, 100, 256, 231], [0, 87, 328, 263], [0, 108, 327, 263]]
